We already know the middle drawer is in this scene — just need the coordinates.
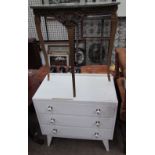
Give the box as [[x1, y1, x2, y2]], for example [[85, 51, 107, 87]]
[[37, 113, 114, 129]]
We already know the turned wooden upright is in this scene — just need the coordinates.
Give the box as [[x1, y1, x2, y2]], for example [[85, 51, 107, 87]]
[[31, 2, 119, 97]]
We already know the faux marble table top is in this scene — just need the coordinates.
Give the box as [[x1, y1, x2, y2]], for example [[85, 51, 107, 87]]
[[30, 2, 120, 9]]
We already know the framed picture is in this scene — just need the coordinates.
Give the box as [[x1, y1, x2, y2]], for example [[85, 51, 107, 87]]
[[47, 40, 86, 66], [49, 54, 69, 66], [75, 40, 86, 66], [48, 42, 69, 55], [86, 38, 109, 65], [82, 18, 103, 38], [81, 16, 111, 38], [47, 42, 69, 66]]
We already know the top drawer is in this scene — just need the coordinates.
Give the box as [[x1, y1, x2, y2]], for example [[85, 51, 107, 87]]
[[33, 100, 117, 118]]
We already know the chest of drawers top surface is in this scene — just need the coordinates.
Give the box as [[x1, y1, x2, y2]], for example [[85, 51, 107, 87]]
[[33, 73, 117, 103]]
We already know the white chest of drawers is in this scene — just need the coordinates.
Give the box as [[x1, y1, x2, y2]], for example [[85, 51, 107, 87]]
[[33, 73, 118, 151]]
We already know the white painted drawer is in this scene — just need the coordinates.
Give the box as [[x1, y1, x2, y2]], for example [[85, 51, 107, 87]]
[[38, 114, 114, 129], [33, 100, 116, 118], [40, 125, 113, 140]]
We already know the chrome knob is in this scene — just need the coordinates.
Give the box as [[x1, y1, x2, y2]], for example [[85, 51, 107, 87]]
[[95, 121, 101, 127], [96, 109, 101, 115], [52, 129, 57, 134], [48, 106, 53, 111], [94, 132, 99, 138], [50, 118, 55, 124]]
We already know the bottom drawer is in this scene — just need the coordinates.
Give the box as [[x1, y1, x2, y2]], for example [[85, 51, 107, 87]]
[[40, 125, 113, 140]]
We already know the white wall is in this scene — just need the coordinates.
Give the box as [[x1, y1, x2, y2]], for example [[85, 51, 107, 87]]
[[117, 0, 126, 17]]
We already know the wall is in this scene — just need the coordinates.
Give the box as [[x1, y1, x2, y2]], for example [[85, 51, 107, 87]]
[[117, 0, 126, 17]]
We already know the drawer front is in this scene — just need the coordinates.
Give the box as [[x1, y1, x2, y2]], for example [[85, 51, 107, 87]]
[[40, 125, 113, 140], [33, 100, 116, 118], [38, 114, 114, 129]]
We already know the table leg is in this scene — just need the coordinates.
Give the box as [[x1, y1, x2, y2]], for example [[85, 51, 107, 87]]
[[34, 15, 50, 80], [67, 26, 76, 97], [47, 135, 53, 147], [107, 13, 118, 81], [102, 139, 109, 151]]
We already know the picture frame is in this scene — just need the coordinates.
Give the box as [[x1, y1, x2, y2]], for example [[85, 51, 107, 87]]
[[82, 18, 103, 38], [48, 54, 69, 66], [75, 40, 86, 66], [47, 42, 69, 66], [81, 16, 111, 38], [86, 38, 109, 65], [48, 42, 70, 55], [47, 40, 86, 66]]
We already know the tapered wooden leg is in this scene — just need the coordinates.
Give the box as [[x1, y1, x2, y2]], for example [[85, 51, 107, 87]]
[[47, 135, 52, 147], [102, 139, 109, 151], [34, 15, 50, 80], [67, 25, 76, 97]]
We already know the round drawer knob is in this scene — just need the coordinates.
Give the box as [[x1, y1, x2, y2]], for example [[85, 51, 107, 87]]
[[50, 118, 55, 124], [96, 109, 101, 115], [95, 121, 101, 127], [48, 106, 53, 111], [94, 132, 99, 138], [52, 129, 57, 134]]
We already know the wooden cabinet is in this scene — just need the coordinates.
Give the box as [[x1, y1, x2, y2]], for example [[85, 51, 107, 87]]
[[28, 38, 42, 69]]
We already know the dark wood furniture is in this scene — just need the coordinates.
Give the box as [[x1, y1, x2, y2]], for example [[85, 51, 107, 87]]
[[115, 48, 126, 121], [28, 38, 42, 69], [115, 48, 126, 153], [28, 66, 49, 145], [28, 66, 49, 106], [115, 48, 126, 79], [30, 2, 119, 97]]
